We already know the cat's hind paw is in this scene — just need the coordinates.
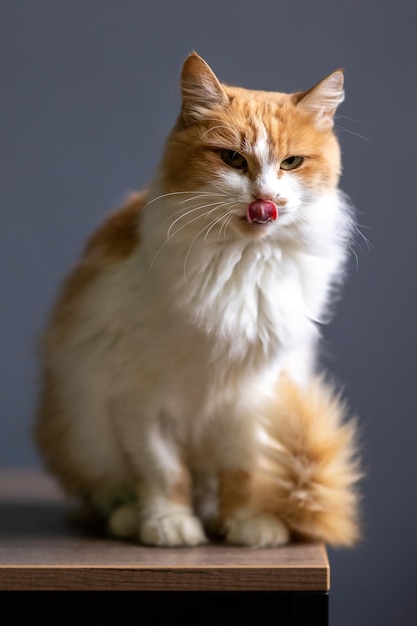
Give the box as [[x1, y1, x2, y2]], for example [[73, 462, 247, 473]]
[[139, 512, 208, 547], [108, 503, 139, 539], [225, 511, 290, 547]]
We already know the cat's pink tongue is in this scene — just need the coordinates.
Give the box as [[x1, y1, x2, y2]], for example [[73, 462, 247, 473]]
[[246, 200, 278, 224]]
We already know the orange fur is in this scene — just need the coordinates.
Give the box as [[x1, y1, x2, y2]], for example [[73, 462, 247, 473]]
[[254, 375, 361, 546], [168, 465, 193, 508], [218, 469, 253, 522]]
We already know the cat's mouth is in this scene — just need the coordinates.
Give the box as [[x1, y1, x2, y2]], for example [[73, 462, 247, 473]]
[[246, 200, 278, 225]]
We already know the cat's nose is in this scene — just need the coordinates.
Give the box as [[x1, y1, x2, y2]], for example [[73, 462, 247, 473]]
[[254, 192, 276, 202]]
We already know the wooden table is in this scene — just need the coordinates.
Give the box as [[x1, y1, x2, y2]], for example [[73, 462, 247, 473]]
[[0, 471, 330, 625]]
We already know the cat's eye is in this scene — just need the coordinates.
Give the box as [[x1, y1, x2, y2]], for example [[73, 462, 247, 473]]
[[220, 149, 248, 170], [280, 156, 304, 171]]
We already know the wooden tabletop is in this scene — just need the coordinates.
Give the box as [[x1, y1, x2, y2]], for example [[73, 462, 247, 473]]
[[0, 471, 329, 592]]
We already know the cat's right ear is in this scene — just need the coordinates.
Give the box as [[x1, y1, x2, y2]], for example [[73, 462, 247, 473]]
[[180, 52, 229, 124], [295, 70, 344, 129]]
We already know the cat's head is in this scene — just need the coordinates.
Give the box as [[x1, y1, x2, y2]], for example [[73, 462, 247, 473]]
[[158, 52, 344, 242]]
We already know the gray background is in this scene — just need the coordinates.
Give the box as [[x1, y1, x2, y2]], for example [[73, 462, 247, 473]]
[[1, 1, 416, 623]]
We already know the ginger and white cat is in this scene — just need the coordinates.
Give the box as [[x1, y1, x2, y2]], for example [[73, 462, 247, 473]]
[[34, 53, 360, 547]]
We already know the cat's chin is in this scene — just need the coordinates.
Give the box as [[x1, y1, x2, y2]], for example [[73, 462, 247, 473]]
[[234, 216, 277, 239]]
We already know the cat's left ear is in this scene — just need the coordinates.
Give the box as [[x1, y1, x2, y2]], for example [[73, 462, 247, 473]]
[[296, 70, 344, 129], [180, 52, 229, 124]]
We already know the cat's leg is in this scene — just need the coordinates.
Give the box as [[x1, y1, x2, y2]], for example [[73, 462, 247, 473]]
[[108, 414, 207, 547], [109, 462, 208, 547], [215, 416, 289, 547], [136, 462, 207, 547]]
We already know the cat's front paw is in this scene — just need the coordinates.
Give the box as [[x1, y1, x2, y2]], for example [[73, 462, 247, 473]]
[[225, 511, 289, 547], [139, 512, 208, 547]]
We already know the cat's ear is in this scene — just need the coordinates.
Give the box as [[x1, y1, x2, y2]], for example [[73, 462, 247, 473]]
[[180, 52, 228, 124], [296, 70, 344, 129]]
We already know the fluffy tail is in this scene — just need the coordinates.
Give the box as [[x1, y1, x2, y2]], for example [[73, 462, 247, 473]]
[[254, 375, 362, 547]]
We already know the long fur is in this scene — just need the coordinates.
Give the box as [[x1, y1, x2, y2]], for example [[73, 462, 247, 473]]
[[34, 53, 361, 547], [254, 375, 361, 546]]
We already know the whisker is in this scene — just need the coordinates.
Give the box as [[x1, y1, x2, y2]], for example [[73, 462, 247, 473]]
[[143, 190, 220, 212], [203, 210, 234, 242], [335, 125, 372, 143], [147, 202, 237, 275], [220, 211, 236, 239], [180, 192, 228, 205], [203, 118, 241, 136], [201, 125, 236, 139], [183, 221, 214, 284], [167, 201, 232, 240], [147, 238, 171, 276], [182, 204, 240, 282], [353, 223, 372, 251], [168, 201, 237, 239], [223, 212, 235, 239], [159, 200, 232, 226], [348, 244, 360, 273], [205, 200, 238, 217], [151, 192, 234, 219], [146, 212, 210, 275], [335, 114, 369, 126]]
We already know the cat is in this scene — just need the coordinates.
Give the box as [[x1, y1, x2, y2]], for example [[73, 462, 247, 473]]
[[34, 52, 361, 548]]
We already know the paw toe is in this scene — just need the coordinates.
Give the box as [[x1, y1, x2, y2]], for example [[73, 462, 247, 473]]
[[140, 513, 208, 547], [226, 512, 289, 547]]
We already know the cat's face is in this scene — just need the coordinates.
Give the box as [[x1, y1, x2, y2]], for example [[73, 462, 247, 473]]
[[158, 53, 344, 242]]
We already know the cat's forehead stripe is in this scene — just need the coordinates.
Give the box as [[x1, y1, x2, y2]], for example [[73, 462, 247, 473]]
[[245, 119, 283, 169], [251, 123, 271, 165]]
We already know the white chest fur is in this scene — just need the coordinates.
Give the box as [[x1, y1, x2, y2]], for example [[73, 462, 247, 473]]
[[139, 232, 321, 374]]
